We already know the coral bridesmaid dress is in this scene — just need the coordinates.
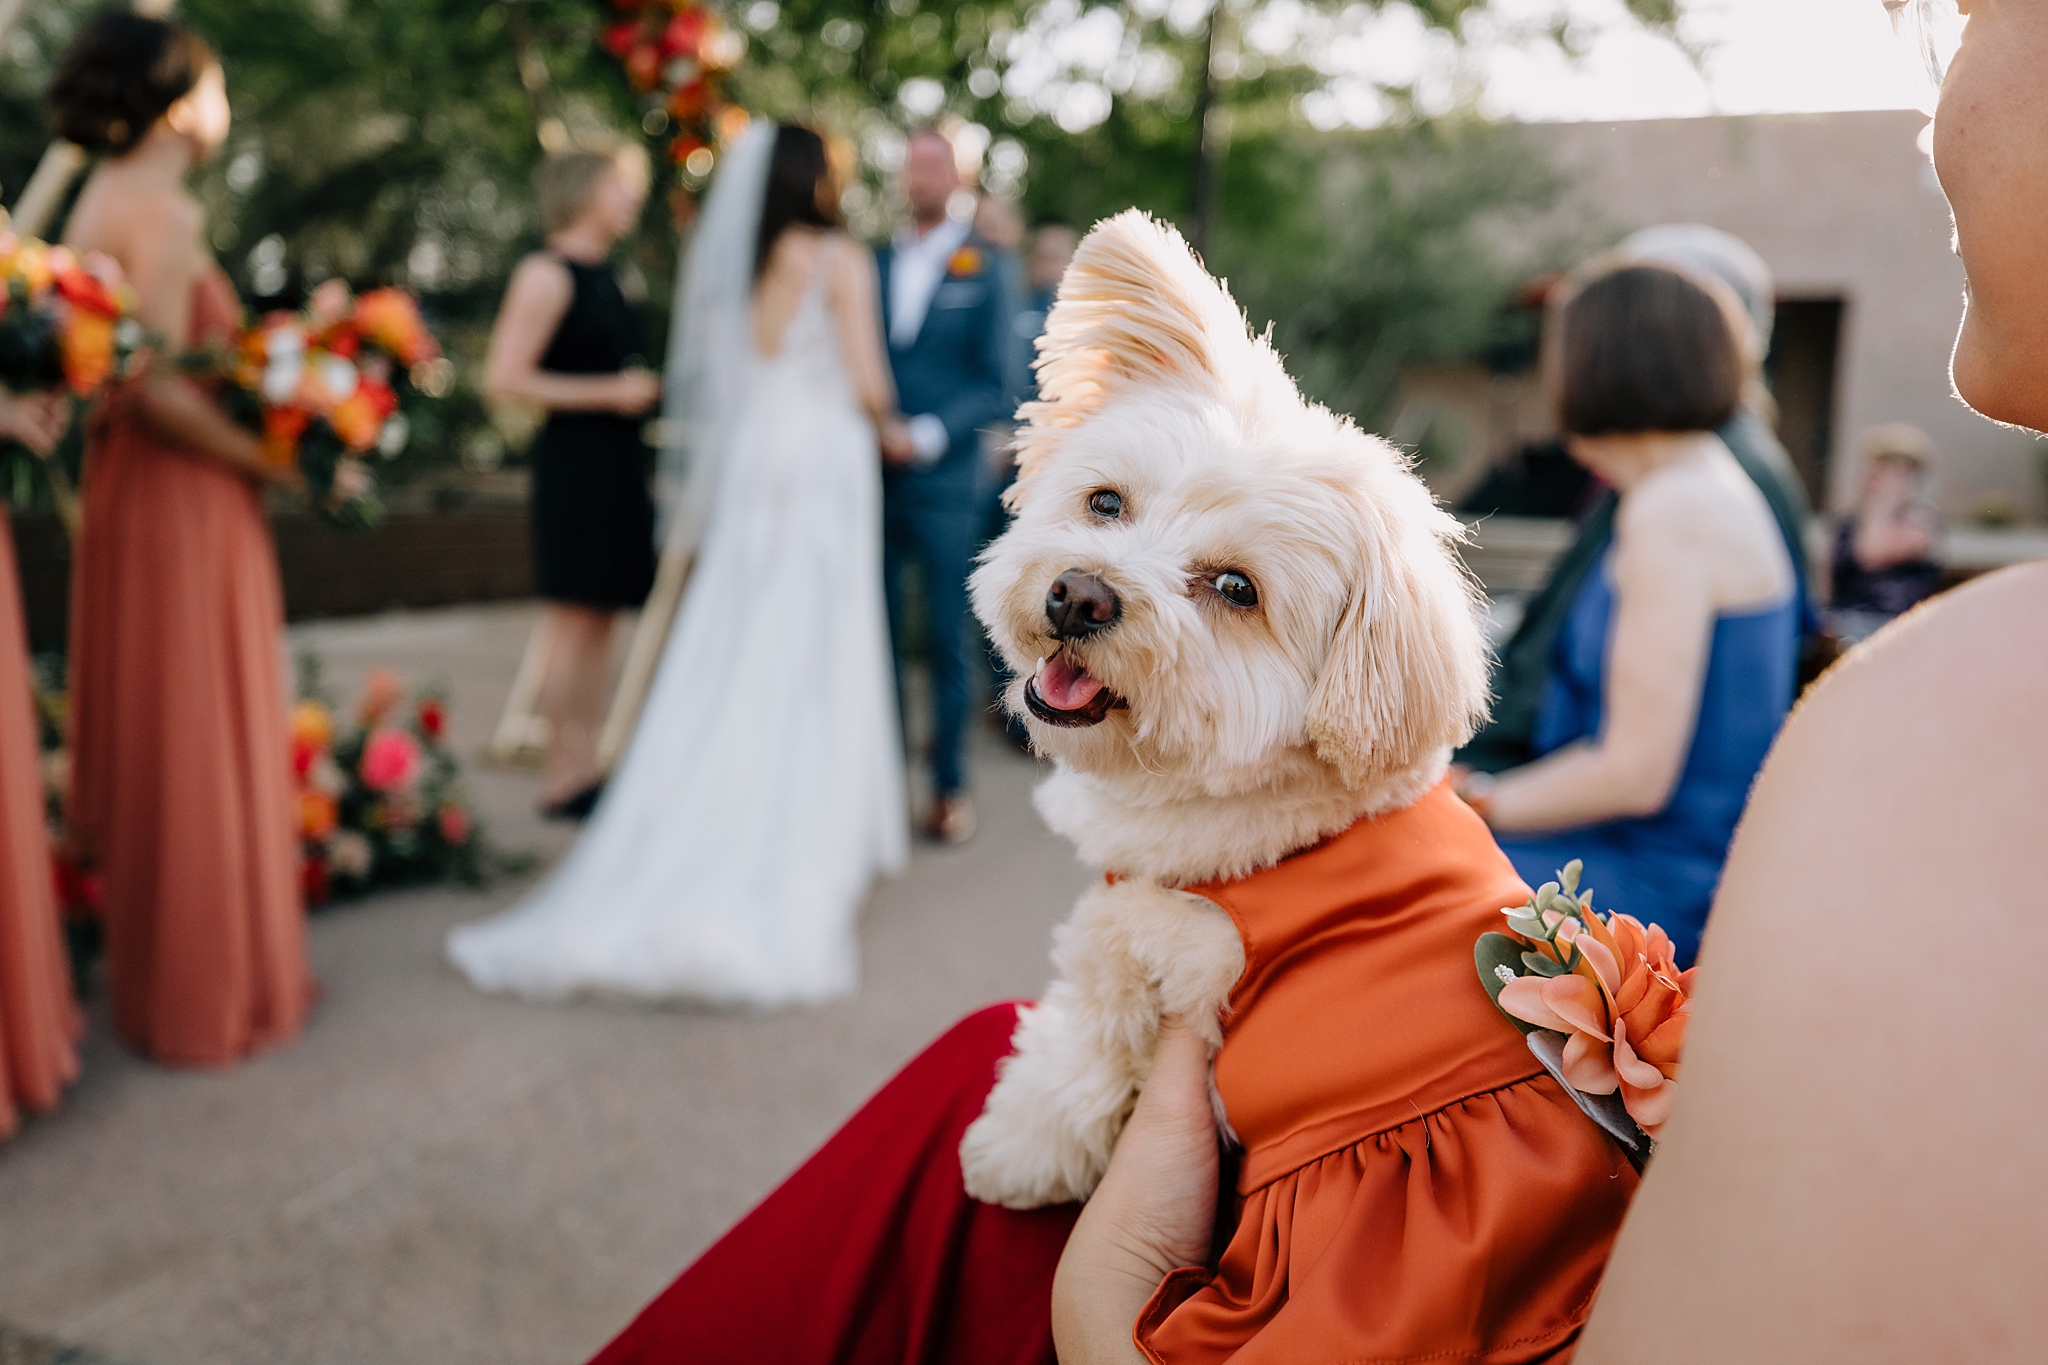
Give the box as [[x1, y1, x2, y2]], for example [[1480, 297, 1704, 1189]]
[[68, 267, 313, 1067], [0, 513, 81, 1135], [589, 784, 1637, 1364]]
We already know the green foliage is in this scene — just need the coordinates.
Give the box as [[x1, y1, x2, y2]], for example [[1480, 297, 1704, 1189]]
[[0, 0, 1657, 456], [1210, 119, 1596, 426]]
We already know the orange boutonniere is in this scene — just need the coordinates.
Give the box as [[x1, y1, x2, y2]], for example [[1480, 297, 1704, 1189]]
[[1475, 860, 1695, 1171], [947, 246, 984, 278]]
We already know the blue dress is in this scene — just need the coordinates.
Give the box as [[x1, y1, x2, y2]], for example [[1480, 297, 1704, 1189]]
[[1494, 551, 1797, 967]]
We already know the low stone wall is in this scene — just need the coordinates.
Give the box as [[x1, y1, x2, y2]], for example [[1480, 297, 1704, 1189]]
[[11, 508, 535, 653]]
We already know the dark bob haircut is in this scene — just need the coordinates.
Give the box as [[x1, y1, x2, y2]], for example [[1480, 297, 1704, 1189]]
[[1555, 264, 1743, 438], [48, 9, 216, 156]]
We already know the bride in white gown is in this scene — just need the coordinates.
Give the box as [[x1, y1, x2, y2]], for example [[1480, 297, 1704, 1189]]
[[448, 123, 909, 1007]]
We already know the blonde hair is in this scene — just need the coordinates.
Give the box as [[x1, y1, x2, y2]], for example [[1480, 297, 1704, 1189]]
[[1859, 421, 1936, 472], [534, 139, 650, 235]]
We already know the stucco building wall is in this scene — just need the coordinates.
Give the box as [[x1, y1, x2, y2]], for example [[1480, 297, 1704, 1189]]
[[1414, 111, 2039, 520]]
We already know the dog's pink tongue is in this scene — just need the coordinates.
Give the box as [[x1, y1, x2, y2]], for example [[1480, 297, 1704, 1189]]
[[1039, 654, 1105, 710]]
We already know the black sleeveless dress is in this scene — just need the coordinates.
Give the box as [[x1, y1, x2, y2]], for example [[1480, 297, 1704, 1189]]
[[528, 256, 659, 609]]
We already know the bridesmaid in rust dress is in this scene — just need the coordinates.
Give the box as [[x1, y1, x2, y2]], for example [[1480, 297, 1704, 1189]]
[[51, 14, 317, 1066], [0, 389, 81, 1133]]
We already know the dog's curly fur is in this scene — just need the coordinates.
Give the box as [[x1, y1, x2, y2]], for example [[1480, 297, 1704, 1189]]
[[958, 211, 1492, 1209]]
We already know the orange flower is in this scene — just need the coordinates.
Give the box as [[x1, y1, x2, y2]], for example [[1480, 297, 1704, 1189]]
[[1493, 865, 1694, 1139], [359, 667, 404, 723], [300, 790, 339, 840], [290, 699, 335, 751], [947, 246, 983, 277], [329, 378, 397, 451], [351, 289, 440, 367], [61, 309, 116, 395], [261, 405, 311, 467]]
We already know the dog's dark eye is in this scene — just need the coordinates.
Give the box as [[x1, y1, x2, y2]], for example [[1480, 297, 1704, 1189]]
[[1213, 571, 1258, 608], [1086, 489, 1124, 520]]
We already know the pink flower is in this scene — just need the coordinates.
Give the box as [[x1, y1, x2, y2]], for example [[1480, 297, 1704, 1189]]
[[359, 725, 422, 792], [438, 802, 470, 846]]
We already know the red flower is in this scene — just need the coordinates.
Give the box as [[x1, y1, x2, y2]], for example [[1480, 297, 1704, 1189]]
[[601, 20, 643, 57], [301, 854, 330, 907], [291, 734, 319, 780], [319, 326, 362, 361], [416, 697, 446, 741], [624, 45, 661, 90], [660, 9, 706, 56], [51, 854, 102, 916], [53, 266, 120, 318], [437, 802, 471, 846], [668, 79, 708, 120]]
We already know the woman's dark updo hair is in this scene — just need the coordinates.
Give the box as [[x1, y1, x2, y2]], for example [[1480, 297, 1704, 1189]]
[[753, 124, 840, 280], [48, 9, 217, 156]]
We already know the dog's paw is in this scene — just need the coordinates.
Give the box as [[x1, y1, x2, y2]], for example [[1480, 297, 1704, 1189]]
[[1057, 879, 1245, 1051], [958, 996, 1136, 1209]]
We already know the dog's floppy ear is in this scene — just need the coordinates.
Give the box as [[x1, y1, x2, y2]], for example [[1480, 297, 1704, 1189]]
[[1008, 210, 1271, 509], [1305, 467, 1491, 789]]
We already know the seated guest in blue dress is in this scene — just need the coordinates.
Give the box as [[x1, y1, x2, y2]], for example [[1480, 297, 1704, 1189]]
[[1453, 262, 1798, 967]]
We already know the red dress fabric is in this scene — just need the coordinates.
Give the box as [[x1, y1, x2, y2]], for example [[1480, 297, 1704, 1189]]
[[0, 513, 81, 1137], [69, 269, 313, 1066], [587, 1002, 1077, 1365]]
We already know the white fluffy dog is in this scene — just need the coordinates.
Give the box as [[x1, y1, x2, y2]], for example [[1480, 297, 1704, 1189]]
[[959, 210, 1491, 1209]]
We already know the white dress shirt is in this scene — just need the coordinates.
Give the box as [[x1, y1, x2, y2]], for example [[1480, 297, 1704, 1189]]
[[889, 216, 975, 467]]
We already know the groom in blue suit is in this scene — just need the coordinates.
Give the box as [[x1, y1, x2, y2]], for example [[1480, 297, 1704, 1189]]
[[876, 128, 1017, 844]]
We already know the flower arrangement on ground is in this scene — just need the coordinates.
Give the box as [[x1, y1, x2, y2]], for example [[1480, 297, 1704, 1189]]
[[292, 658, 520, 904], [599, 0, 748, 184], [0, 227, 142, 509], [1476, 860, 1693, 1168], [204, 281, 448, 531]]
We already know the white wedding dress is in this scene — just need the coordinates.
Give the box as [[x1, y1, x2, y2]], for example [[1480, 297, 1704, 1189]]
[[448, 217, 907, 1007]]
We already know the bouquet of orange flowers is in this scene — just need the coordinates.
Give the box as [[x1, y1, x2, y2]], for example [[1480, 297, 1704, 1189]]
[[1475, 860, 1693, 1170], [0, 228, 142, 508], [211, 281, 447, 531], [600, 0, 747, 176]]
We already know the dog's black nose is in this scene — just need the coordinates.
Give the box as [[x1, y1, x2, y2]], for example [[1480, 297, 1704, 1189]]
[[1045, 569, 1120, 640]]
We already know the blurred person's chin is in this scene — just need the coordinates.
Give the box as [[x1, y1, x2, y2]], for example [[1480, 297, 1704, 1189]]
[[1934, 0, 2048, 433]]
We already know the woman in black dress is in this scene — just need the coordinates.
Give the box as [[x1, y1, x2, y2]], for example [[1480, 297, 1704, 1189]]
[[486, 140, 661, 817]]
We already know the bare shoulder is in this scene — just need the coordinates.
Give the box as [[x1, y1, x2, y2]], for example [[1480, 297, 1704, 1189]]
[[825, 231, 875, 287], [69, 176, 201, 259], [508, 251, 572, 300], [1579, 560, 2048, 1361], [1615, 454, 1747, 536]]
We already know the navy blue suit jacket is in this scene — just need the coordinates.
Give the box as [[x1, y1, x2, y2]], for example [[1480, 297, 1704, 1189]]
[[876, 233, 1016, 512]]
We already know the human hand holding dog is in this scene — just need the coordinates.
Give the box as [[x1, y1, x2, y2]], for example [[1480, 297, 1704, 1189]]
[[1050, 1017, 1219, 1365]]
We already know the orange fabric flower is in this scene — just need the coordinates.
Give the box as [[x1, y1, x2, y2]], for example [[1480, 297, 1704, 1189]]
[[947, 246, 983, 277], [1494, 874, 1694, 1139]]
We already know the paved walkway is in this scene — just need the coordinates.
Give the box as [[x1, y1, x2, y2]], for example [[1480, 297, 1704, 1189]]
[[0, 603, 1083, 1365]]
